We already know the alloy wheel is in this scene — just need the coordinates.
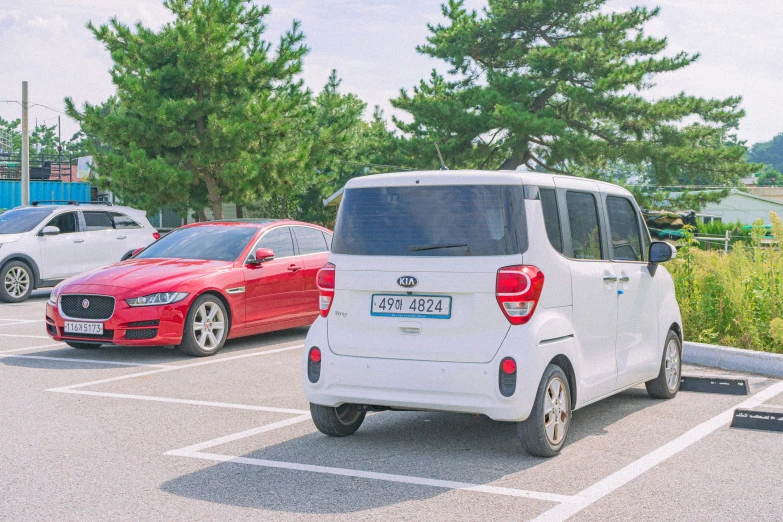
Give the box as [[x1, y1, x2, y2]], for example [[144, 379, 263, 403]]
[[335, 404, 362, 426], [665, 338, 680, 391], [4, 266, 30, 298], [544, 377, 569, 446], [192, 301, 225, 351]]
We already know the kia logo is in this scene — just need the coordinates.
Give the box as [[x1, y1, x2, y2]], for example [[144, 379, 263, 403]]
[[81, 299, 90, 309], [397, 276, 418, 288]]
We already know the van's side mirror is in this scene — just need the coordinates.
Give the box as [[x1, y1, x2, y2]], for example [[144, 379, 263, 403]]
[[248, 248, 275, 265], [649, 242, 676, 263], [41, 226, 60, 236]]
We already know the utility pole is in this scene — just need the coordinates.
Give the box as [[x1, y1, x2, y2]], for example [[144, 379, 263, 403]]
[[21, 81, 30, 206], [58, 115, 62, 179]]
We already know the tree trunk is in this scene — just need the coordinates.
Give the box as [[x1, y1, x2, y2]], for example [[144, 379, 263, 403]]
[[281, 193, 287, 219], [499, 147, 531, 171], [236, 205, 244, 219], [197, 209, 208, 222], [202, 169, 223, 220]]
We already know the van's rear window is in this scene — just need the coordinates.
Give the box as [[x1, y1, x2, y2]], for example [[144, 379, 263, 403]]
[[332, 185, 527, 256]]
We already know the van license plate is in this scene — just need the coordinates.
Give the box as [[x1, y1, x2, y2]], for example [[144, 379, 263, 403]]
[[371, 295, 452, 319], [64, 321, 104, 335]]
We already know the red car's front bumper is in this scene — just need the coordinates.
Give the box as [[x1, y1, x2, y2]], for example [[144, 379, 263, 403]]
[[46, 290, 191, 346]]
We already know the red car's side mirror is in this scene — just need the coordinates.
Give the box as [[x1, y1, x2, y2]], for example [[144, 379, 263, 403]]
[[250, 248, 275, 264]]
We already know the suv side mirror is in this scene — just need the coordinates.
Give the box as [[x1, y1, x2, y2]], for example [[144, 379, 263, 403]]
[[248, 248, 275, 265], [41, 226, 60, 236], [649, 242, 676, 264]]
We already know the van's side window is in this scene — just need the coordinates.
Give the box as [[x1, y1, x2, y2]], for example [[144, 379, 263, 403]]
[[606, 196, 643, 262], [539, 188, 563, 254], [565, 191, 602, 260]]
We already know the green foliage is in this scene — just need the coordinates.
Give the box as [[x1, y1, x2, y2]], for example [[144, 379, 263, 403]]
[[66, 0, 311, 219], [756, 166, 783, 187], [748, 132, 783, 174], [670, 213, 783, 352], [0, 116, 85, 157], [627, 186, 730, 212], [391, 0, 756, 188]]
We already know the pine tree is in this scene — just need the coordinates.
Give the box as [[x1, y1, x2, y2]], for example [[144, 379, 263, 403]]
[[66, 0, 309, 218], [392, 0, 755, 184]]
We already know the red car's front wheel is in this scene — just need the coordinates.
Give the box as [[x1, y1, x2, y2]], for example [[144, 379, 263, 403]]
[[178, 294, 228, 357]]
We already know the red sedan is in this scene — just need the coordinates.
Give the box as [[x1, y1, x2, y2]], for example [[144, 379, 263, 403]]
[[45, 220, 332, 356]]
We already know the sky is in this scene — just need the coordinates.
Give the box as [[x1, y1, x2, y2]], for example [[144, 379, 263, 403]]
[[1, 0, 781, 147]]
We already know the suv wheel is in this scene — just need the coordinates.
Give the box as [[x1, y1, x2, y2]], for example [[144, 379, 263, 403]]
[[310, 403, 366, 437], [0, 261, 33, 303], [178, 294, 228, 357], [645, 330, 682, 399], [517, 364, 571, 458]]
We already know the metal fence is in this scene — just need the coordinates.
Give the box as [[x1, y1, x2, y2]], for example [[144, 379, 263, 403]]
[[0, 152, 78, 182]]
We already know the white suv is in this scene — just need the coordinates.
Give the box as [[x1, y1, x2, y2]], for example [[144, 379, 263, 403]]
[[0, 203, 159, 303], [302, 170, 682, 457]]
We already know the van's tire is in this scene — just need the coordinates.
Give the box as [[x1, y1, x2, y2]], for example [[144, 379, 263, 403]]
[[0, 260, 34, 303], [310, 403, 366, 437], [646, 330, 682, 399], [517, 364, 572, 458], [178, 294, 229, 357], [65, 341, 101, 349]]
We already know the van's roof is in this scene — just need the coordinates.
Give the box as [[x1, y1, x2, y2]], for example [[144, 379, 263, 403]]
[[344, 170, 632, 196]]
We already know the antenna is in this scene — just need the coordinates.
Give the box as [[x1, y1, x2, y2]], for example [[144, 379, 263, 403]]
[[434, 143, 449, 170]]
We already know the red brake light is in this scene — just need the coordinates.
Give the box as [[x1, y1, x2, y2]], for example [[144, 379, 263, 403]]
[[309, 347, 322, 364], [316, 263, 336, 317], [496, 265, 544, 325], [501, 357, 517, 375], [153, 232, 161, 241]]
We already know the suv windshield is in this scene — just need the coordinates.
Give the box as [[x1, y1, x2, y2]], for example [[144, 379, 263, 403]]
[[0, 208, 54, 234], [332, 185, 527, 256], [136, 225, 257, 262]]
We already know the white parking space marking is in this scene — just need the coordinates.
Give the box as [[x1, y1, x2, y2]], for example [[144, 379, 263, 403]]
[[172, 450, 579, 504], [531, 378, 783, 522], [57, 389, 310, 415], [168, 415, 313, 455], [0, 333, 51, 339], [47, 343, 304, 392], [0, 354, 170, 368], [0, 319, 45, 326], [0, 343, 64, 354]]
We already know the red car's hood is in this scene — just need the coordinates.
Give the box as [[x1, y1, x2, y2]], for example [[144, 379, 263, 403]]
[[62, 258, 235, 292]]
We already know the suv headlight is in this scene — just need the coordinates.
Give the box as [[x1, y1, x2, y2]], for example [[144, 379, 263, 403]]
[[126, 292, 188, 307]]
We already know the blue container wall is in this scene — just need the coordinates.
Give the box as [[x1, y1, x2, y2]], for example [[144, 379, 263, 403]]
[[0, 181, 92, 210]]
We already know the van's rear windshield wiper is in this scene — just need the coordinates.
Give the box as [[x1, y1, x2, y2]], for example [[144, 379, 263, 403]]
[[409, 243, 469, 252]]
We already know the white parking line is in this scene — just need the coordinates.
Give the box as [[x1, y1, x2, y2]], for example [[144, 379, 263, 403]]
[[57, 389, 310, 415], [0, 354, 170, 368], [171, 450, 579, 504], [47, 343, 304, 392], [0, 343, 64, 354], [531, 378, 783, 522], [0, 333, 51, 339], [0, 319, 45, 326], [168, 415, 313, 454]]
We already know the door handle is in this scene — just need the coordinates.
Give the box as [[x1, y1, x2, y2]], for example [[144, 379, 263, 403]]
[[73, 239, 84, 243], [116, 236, 127, 240], [287, 264, 302, 272], [619, 275, 630, 283], [603, 275, 617, 282]]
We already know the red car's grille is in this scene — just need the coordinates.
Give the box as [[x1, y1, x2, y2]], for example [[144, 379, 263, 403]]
[[60, 295, 115, 320]]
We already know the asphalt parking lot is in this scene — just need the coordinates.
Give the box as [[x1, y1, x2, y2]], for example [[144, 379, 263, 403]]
[[3, 292, 783, 521]]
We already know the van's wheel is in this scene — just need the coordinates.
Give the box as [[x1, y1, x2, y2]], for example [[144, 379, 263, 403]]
[[646, 330, 682, 399], [66, 342, 101, 349], [0, 260, 33, 303], [178, 294, 228, 357], [517, 364, 571, 458], [310, 403, 366, 437]]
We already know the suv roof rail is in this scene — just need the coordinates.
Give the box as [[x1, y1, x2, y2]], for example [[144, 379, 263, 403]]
[[30, 200, 114, 207]]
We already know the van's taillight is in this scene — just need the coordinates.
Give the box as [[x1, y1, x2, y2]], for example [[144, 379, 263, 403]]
[[316, 263, 336, 317], [153, 232, 161, 241], [496, 265, 544, 325], [308, 347, 321, 383]]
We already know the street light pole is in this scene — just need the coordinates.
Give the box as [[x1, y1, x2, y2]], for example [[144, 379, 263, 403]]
[[21, 81, 30, 206]]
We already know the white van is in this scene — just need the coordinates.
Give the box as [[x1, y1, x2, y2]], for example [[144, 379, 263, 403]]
[[302, 170, 682, 457]]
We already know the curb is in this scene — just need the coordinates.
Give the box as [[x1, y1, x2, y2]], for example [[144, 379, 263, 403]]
[[683, 341, 783, 378]]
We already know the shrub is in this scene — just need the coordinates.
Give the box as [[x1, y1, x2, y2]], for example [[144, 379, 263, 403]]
[[670, 213, 783, 353]]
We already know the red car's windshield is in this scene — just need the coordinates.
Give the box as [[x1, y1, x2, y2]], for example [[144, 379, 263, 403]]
[[136, 225, 257, 262]]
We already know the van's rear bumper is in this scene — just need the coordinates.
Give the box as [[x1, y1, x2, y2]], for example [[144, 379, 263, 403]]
[[302, 318, 547, 422]]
